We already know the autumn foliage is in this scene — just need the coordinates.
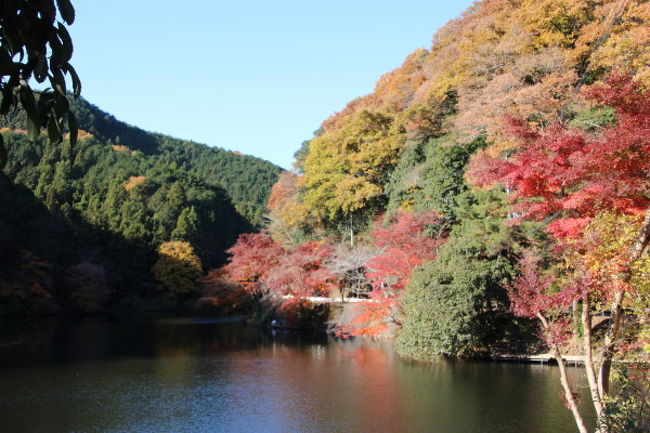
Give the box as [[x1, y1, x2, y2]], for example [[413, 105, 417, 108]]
[[365, 211, 444, 294], [221, 231, 335, 299], [221, 231, 284, 294], [220, 211, 445, 336], [186, 1, 650, 431], [215, 2, 650, 429], [152, 241, 202, 297], [468, 75, 650, 433], [265, 241, 335, 297], [351, 211, 445, 336], [270, 0, 650, 234]]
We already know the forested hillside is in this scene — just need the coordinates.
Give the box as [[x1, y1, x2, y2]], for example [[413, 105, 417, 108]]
[[1, 97, 282, 225], [221, 1, 649, 428], [228, 0, 650, 344], [0, 98, 281, 315]]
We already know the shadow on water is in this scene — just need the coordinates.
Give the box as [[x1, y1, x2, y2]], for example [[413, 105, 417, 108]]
[[0, 316, 328, 369]]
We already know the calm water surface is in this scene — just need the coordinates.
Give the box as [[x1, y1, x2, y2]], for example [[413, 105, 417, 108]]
[[0, 317, 593, 433]]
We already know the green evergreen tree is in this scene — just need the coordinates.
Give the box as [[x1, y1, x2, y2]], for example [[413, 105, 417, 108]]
[[396, 190, 530, 359], [171, 206, 200, 244]]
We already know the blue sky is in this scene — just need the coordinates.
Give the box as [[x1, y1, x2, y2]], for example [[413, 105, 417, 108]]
[[70, 1, 475, 169]]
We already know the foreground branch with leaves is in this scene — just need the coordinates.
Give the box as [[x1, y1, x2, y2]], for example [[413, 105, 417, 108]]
[[0, 0, 81, 168]]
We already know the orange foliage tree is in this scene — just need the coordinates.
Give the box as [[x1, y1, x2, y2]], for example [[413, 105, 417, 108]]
[[266, 171, 309, 245]]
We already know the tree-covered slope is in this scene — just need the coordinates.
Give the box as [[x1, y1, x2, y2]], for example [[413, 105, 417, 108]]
[[271, 0, 649, 232], [0, 97, 281, 315], [228, 0, 650, 366], [1, 97, 282, 225]]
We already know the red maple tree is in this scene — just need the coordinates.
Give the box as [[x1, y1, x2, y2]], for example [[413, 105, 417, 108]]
[[265, 241, 336, 298], [468, 73, 650, 239], [221, 231, 285, 294], [351, 211, 445, 336], [468, 73, 650, 433]]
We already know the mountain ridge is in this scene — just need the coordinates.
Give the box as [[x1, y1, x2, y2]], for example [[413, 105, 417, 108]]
[[0, 95, 283, 225]]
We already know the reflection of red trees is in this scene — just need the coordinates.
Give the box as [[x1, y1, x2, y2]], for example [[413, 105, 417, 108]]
[[336, 343, 407, 430]]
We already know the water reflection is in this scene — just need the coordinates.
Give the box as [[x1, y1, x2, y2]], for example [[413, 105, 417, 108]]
[[0, 318, 592, 433]]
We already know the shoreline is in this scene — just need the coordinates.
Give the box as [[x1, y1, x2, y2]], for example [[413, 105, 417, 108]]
[[491, 354, 585, 366]]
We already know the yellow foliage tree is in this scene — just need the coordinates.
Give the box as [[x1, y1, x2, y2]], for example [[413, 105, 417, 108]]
[[152, 241, 202, 297], [266, 171, 311, 245], [301, 110, 403, 221], [559, 213, 650, 358], [585, 0, 650, 86], [516, 0, 598, 49]]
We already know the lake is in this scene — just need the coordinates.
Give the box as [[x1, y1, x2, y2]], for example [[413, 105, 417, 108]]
[[0, 317, 592, 433]]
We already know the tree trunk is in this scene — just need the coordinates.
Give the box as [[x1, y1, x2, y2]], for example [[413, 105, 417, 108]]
[[597, 290, 624, 399], [555, 346, 590, 433], [538, 313, 590, 433], [573, 298, 580, 335], [598, 205, 650, 398], [581, 297, 604, 425], [629, 204, 650, 266]]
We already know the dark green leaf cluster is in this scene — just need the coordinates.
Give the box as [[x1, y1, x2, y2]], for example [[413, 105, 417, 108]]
[[396, 190, 536, 359], [0, 0, 81, 168], [385, 135, 486, 222], [382, 133, 535, 359], [3, 131, 252, 268]]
